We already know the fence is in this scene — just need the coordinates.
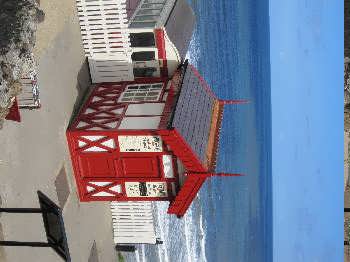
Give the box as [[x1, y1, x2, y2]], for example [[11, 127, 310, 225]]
[[18, 74, 41, 110], [88, 54, 133, 83], [110, 201, 157, 244], [76, 0, 134, 83]]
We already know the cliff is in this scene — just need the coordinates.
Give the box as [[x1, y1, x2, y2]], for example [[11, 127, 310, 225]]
[[0, 0, 44, 127]]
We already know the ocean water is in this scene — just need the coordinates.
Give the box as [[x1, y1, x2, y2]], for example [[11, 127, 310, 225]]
[[124, 0, 272, 261]]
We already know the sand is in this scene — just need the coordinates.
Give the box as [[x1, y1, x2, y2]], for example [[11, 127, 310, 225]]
[[0, 1, 117, 261]]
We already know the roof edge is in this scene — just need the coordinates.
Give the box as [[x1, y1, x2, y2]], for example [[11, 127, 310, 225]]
[[166, 60, 189, 128], [207, 101, 224, 171]]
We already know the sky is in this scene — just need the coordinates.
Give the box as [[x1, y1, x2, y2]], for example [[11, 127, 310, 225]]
[[270, 0, 343, 261]]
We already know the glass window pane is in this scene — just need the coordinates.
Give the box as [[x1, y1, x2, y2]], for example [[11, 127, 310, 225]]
[[134, 15, 158, 21], [122, 98, 132, 102], [141, 3, 164, 9], [137, 9, 161, 16], [129, 21, 156, 28], [130, 32, 155, 47], [132, 51, 155, 61], [134, 97, 145, 101], [145, 96, 157, 101], [133, 67, 157, 77], [152, 84, 162, 89], [144, 0, 166, 4]]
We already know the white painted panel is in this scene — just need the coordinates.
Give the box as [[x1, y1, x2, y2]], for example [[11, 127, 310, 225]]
[[118, 136, 163, 152], [85, 108, 97, 113], [118, 116, 161, 129], [90, 181, 112, 187], [164, 30, 181, 77], [162, 92, 168, 101], [86, 186, 94, 193], [81, 136, 105, 142], [88, 56, 134, 83], [125, 103, 165, 116], [92, 191, 115, 197], [78, 141, 87, 147], [162, 155, 174, 178], [110, 185, 122, 193], [110, 201, 157, 244], [101, 139, 116, 149], [84, 146, 107, 152]]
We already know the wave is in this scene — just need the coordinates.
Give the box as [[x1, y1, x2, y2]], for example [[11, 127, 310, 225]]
[[184, 207, 195, 262], [155, 202, 170, 262], [185, 29, 200, 67], [197, 195, 208, 262]]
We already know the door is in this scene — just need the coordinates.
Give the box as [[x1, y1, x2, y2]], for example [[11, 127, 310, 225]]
[[78, 154, 117, 178], [117, 156, 161, 178]]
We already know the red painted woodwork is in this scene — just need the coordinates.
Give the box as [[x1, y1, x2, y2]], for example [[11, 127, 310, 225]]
[[66, 66, 245, 217], [78, 154, 117, 178], [167, 175, 206, 216], [118, 157, 160, 178], [155, 29, 166, 60], [155, 29, 168, 77], [67, 125, 175, 201], [159, 129, 206, 172], [5, 98, 21, 122], [70, 84, 126, 131], [158, 79, 178, 129], [168, 173, 243, 217]]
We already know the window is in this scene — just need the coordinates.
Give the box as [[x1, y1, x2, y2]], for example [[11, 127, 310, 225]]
[[137, 9, 161, 16], [143, 0, 167, 4], [132, 51, 155, 61], [130, 32, 155, 47], [134, 15, 158, 22], [141, 3, 164, 9], [119, 83, 163, 103], [133, 67, 157, 77], [129, 0, 166, 28], [129, 21, 156, 28]]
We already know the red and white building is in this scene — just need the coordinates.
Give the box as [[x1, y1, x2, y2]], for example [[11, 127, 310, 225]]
[[66, 61, 245, 217]]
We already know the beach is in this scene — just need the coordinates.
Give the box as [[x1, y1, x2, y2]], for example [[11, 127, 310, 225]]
[[0, 1, 117, 261]]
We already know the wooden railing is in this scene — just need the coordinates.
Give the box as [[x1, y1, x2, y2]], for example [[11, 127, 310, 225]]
[[76, 0, 134, 83], [110, 201, 158, 244], [18, 74, 41, 110]]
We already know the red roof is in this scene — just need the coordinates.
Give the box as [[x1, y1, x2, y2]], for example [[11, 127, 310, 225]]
[[165, 63, 246, 217]]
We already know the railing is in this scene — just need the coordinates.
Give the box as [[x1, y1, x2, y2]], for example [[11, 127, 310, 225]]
[[110, 201, 158, 244], [18, 74, 41, 110], [76, 0, 134, 83]]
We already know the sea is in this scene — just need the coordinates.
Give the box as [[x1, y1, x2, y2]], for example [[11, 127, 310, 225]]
[[124, 0, 272, 261]]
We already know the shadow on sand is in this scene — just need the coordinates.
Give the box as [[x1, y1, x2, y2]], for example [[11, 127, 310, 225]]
[[68, 58, 92, 127]]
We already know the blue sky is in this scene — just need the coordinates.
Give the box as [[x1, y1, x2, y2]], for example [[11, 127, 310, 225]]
[[270, 0, 343, 261]]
